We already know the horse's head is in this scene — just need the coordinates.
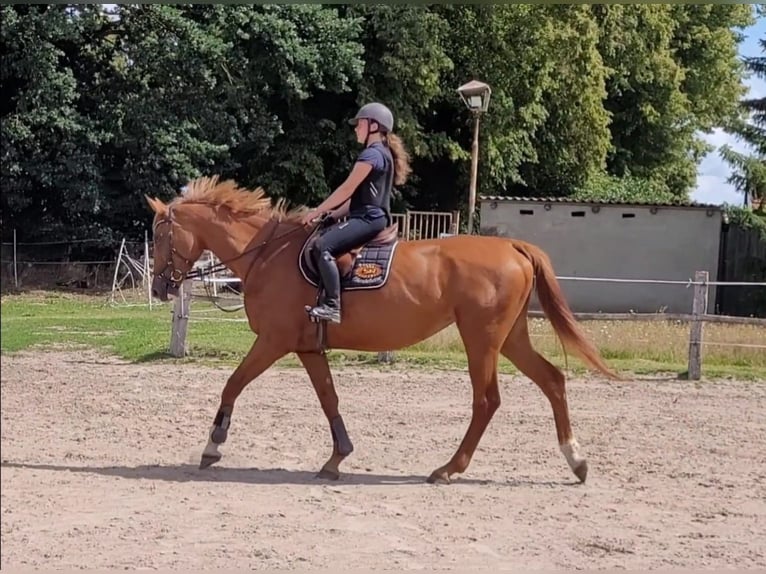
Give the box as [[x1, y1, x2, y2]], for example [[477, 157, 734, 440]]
[[145, 195, 204, 301]]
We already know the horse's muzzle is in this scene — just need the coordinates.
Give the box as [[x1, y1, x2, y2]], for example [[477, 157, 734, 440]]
[[151, 276, 179, 301]]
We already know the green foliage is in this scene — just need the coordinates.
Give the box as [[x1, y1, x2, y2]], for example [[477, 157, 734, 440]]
[[719, 29, 765, 207], [593, 4, 754, 196], [528, 5, 611, 193], [0, 4, 365, 241], [724, 205, 766, 239], [0, 4, 759, 244], [720, 144, 766, 207], [571, 173, 679, 204], [0, 6, 111, 241]]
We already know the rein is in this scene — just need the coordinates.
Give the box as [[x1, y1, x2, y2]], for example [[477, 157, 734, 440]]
[[198, 220, 318, 313], [151, 204, 331, 307]]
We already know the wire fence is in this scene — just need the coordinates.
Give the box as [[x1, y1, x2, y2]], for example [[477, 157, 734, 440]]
[[0, 232, 149, 291], [3, 230, 764, 380], [161, 269, 765, 381], [0, 206, 458, 290]]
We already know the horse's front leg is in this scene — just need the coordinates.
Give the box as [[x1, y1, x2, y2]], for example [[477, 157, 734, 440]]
[[199, 336, 287, 469], [297, 351, 353, 480]]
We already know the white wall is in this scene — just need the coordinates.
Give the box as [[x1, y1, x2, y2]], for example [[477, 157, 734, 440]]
[[480, 199, 722, 314]]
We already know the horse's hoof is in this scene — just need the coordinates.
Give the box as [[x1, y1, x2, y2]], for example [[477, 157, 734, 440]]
[[199, 453, 222, 470], [426, 469, 451, 484], [316, 467, 340, 481], [573, 460, 588, 483]]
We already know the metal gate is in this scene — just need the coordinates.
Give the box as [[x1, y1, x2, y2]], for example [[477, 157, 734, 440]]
[[391, 210, 460, 241]]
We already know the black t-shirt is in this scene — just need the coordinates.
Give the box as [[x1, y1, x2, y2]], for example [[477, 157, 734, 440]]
[[349, 142, 394, 221]]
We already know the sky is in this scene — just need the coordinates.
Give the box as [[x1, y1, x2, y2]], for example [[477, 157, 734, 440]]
[[692, 16, 765, 207]]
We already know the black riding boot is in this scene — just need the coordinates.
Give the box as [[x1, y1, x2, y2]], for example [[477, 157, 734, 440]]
[[309, 250, 342, 323]]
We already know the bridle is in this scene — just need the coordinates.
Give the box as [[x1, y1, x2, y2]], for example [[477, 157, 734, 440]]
[[152, 206, 198, 289], [151, 204, 319, 292]]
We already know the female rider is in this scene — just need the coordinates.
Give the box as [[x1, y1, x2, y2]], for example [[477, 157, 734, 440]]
[[301, 102, 412, 323]]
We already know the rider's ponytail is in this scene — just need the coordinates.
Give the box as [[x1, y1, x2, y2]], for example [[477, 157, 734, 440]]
[[386, 133, 412, 186]]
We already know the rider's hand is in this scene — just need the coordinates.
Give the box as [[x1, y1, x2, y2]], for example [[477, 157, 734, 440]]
[[301, 209, 322, 226]]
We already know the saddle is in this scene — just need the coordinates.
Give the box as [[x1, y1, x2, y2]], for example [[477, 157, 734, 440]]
[[299, 221, 400, 354], [298, 221, 400, 290]]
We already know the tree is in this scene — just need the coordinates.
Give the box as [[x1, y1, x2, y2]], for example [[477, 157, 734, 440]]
[[0, 5, 112, 241], [410, 5, 612, 210], [0, 4, 759, 244], [720, 24, 765, 210], [590, 4, 754, 197], [0, 4, 366, 241]]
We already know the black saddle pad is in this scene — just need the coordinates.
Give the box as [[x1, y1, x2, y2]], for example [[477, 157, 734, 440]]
[[298, 233, 399, 291]]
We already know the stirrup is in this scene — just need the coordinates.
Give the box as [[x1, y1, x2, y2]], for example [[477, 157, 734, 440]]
[[307, 303, 341, 324]]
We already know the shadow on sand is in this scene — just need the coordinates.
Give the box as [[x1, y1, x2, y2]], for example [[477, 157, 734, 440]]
[[1, 460, 579, 488]]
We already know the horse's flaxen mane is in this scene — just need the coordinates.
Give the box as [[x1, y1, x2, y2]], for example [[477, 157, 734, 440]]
[[176, 175, 307, 221]]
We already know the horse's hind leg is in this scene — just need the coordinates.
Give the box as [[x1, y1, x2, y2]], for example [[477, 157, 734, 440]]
[[501, 316, 587, 483], [428, 323, 502, 484], [297, 351, 353, 480]]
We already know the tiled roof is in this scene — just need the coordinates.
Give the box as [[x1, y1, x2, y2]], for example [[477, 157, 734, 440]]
[[478, 195, 722, 210]]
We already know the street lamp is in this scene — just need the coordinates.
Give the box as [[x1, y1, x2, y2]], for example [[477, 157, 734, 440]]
[[457, 79, 491, 234]]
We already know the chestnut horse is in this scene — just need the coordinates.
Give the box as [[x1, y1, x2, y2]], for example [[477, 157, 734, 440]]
[[146, 176, 617, 484]]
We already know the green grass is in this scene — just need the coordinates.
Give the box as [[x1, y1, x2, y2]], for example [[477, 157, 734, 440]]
[[2, 290, 765, 380]]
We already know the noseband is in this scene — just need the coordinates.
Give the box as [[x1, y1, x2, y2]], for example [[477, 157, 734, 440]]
[[152, 205, 197, 290]]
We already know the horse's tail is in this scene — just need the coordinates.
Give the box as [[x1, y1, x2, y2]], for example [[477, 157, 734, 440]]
[[511, 240, 620, 380]]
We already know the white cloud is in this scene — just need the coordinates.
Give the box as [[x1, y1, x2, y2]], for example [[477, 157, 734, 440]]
[[692, 173, 744, 206], [694, 129, 750, 207], [748, 78, 766, 100], [704, 127, 752, 153], [694, 119, 761, 206]]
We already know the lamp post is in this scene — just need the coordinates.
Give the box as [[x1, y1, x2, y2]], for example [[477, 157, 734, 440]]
[[457, 79, 491, 235]]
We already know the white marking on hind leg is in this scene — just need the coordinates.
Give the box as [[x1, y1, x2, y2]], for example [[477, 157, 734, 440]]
[[560, 438, 585, 470], [202, 426, 222, 458]]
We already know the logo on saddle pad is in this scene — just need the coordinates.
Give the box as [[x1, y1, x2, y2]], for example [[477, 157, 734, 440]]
[[298, 226, 399, 291], [354, 262, 383, 280]]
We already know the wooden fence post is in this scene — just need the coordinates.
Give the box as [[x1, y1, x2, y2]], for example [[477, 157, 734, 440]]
[[169, 278, 193, 357], [144, 230, 152, 310], [450, 210, 460, 235], [687, 270, 709, 380], [403, 210, 411, 241], [13, 228, 18, 289]]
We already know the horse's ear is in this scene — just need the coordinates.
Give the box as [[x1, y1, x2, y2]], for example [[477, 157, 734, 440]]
[[144, 195, 167, 215]]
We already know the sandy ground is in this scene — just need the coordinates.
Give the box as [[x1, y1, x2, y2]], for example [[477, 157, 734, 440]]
[[1, 349, 765, 570]]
